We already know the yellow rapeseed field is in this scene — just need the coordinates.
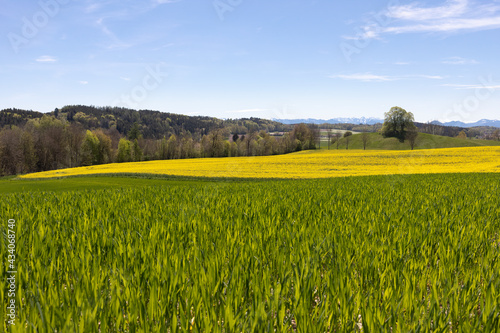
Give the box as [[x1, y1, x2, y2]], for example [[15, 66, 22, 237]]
[[20, 146, 500, 179]]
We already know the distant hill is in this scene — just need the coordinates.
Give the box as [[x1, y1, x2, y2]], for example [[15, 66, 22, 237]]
[[0, 106, 292, 139], [431, 119, 500, 128], [332, 132, 500, 150], [273, 117, 383, 125]]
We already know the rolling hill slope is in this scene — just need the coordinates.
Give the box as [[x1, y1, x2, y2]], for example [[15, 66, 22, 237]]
[[333, 132, 500, 150]]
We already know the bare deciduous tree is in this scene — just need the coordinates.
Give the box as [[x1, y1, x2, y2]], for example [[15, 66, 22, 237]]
[[344, 131, 353, 150], [407, 128, 418, 150], [361, 132, 369, 150]]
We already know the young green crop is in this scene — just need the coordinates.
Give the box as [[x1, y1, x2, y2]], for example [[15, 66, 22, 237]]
[[1, 173, 499, 332]]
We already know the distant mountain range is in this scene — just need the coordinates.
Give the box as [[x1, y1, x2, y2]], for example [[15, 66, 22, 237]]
[[274, 117, 500, 128], [273, 117, 383, 125], [430, 119, 500, 128]]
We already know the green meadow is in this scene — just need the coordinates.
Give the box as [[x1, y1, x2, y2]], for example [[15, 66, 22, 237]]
[[327, 132, 500, 150]]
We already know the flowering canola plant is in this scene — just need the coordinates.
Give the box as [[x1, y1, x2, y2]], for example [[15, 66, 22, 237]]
[[20, 146, 500, 179]]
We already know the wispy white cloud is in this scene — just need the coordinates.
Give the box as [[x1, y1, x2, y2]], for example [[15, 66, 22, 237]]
[[330, 73, 444, 82], [96, 18, 132, 49], [36, 55, 58, 63], [79, 81, 89, 85], [152, 0, 183, 7], [382, 16, 500, 35], [347, 0, 500, 39], [442, 56, 479, 65], [442, 83, 500, 90], [342, 28, 380, 40], [387, 0, 468, 21], [85, 3, 102, 13], [80, 2, 180, 51]]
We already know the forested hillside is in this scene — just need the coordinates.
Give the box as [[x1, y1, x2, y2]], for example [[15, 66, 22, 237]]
[[0, 106, 317, 176], [0, 105, 291, 139]]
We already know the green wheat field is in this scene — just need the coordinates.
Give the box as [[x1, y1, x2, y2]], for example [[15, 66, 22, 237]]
[[1, 173, 499, 332]]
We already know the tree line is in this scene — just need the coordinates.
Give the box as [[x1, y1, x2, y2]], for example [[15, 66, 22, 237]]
[[0, 115, 319, 176]]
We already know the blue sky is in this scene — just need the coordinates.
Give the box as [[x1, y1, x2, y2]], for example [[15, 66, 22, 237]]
[[1, 0, 500, 122]]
